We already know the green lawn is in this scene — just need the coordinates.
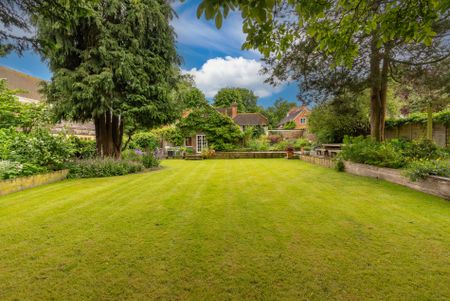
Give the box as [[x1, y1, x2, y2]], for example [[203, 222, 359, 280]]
[[0, 159, 449, 300]]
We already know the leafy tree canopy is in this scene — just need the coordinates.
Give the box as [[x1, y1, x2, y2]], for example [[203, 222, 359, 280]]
[[259, 98, 297, 129], [197, 0, 449, 141], [213, 87, 258, 112], [0, 79, 51, 132], [309, 93, 370, 143]]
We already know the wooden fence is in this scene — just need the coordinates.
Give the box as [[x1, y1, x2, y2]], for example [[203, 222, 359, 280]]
[[385, 123, 449, 147]]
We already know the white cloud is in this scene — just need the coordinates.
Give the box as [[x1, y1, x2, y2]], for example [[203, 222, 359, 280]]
[[184, 56, 283, 98]]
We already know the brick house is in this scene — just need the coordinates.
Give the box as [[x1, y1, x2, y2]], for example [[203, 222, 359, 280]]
[[277, 106, 310, 130], [0, 66, 96, 139], [184, 103, 268, 153]]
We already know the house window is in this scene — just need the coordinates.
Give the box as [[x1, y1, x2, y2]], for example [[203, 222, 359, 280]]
[[300, 118, 307, 124], [196, 135, 207, 153], [185, 137, 192, 147]]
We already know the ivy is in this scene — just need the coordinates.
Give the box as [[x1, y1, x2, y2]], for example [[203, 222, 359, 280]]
[[177, 106, 243, 150], [385, 110, 450, 128]]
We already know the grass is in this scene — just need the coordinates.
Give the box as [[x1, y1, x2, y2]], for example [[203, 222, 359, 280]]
[[0, 159, 449, 300]]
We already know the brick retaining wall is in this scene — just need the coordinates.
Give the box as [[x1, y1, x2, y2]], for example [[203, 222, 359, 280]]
[[0, 170, 69, 197]]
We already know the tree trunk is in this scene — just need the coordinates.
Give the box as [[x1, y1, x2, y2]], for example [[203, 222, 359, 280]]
[[369, 35, 389, 142], [94, 111, 123, 158], [369, 35, 382, 141], [426, 103, 433, 140]]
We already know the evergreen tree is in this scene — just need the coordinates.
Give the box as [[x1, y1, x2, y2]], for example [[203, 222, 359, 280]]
[[36, 0, 179, 157]]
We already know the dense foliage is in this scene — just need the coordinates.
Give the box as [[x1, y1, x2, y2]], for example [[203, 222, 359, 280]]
[[197, 0, 449, 141], [213, 88, 258, 112], [66, 158, 143, 179], [341, 136, 449, 169], [0, 80, 51, 132], [178, 106, 243, 151], [386, 110, 450, 128], [309, 95, 370, 143], [0, 128, 75, 179], [259, 98, 297, 129], [36, 0, 179, 157], [405, 160, 450, 181], [283, 121, 296, 130], [129, 132, 159, 151]]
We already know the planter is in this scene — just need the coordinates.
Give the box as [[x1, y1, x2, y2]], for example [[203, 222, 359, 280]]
[[343, 161, 449, 200], [0, 169, 69, 197]]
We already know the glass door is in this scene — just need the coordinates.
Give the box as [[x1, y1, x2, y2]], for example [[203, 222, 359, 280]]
[[196, 135, 207, 153]]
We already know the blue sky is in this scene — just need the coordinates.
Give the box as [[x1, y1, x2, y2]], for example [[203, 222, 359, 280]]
[[0, 0, 299, 107]]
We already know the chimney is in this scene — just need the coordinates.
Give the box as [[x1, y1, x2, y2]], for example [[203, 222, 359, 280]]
[[231, 102, 238, 119]]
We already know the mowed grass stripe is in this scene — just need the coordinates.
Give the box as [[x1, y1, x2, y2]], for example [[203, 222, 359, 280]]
[[0, 159, 448, 300]]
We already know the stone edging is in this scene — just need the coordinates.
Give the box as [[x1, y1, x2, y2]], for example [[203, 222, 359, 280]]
[[0, 170, 69, 197]]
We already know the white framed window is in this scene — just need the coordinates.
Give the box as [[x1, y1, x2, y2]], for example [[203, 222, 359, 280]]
[[300, 118, 307, 124], [196, 135, 207, 153]]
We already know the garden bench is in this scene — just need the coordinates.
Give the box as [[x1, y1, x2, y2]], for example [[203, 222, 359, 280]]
[[315, 148, 327, 156]]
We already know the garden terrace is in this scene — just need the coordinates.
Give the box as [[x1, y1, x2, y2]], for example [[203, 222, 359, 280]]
[[0, 160, 449, 300]]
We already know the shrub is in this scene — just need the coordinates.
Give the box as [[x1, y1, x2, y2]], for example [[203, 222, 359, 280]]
[[4, 129, 74, 170], [283, 121, 296, 129], [268, 134, 282, 144], [270, 140, 290, 151], [342, 136, 406, 168], [247, 137, 270, 151], [122, 149, 144, 162], [293, 138, 311, 149], [142, 152, 160, 168], [66, 158, 143, 178], [130, 132, 159, 151], [0, 160, 46, 180], [405, 160, 450, 181], [70, 137, 97, 159], [334, 157, 345, 172]]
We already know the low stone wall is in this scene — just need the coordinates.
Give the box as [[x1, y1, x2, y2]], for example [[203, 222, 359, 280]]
[[299, 155, 449, 199], [214, 151, 286, 159], [343, 161, 449, 200], [299, 155, 336, 168], [0, 169, 69, 197]]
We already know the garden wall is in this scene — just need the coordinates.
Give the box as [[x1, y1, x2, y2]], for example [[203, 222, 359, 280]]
[[214, 151, 286, 159], [298, 154, 336, 168], [298, 155, 449, 200], [385, 123, 449, 147], [0, 170, 69, 197], [267, 129, 305, 140]]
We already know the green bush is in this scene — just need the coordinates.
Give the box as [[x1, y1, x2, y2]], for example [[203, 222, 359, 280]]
[[70, 137, 97, 159], [122, 149, 143, 162], [66, 158, 143, 178], [405, 160, 450, 181], [342, 136, 406, 168], [0, 160, 46, 180], [334, 158, 345, 172], [341, 136, 449, 169], [130, 132, 159, 151], [283, 121, 296, 129], [1, 129, 74, 170], [247, 137, 270, 151], [142, 152, 160, 168], [270, 140, 290, 151], [293, 138, 311, 149]]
